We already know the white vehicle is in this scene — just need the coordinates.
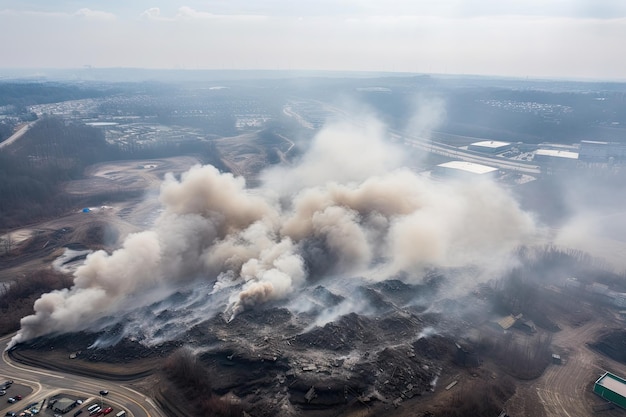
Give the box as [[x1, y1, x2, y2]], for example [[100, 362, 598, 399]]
[[89, 407, 101, 416], [115, 412, 126, 417], [87, 405, 99, 412]]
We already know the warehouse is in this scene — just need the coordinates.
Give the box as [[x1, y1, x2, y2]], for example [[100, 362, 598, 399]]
[[593, 372, 626, 409], [433, 161, 498, 180], [579, 140, 626, 162], [534, 149, 578, 169], [468, 140, 512, 154]]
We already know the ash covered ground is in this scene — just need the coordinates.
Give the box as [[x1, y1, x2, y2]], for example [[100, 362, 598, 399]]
[[14, 272, 478, 416]]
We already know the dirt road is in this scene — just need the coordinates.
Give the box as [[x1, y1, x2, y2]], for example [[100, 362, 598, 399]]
[[506, 319, 626, 416], [0, 121, 37, 150]]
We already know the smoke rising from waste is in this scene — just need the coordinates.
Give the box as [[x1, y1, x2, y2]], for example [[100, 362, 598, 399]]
[[10, 115, 540, 348]]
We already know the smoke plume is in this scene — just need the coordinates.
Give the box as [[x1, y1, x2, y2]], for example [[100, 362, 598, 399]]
[[10, 116, 540, 348]]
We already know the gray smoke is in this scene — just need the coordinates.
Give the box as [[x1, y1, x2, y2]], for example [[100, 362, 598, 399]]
[[9, 115, 540, 348]]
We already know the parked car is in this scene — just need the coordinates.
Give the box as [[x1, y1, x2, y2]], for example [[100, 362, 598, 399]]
[[73, 410, 83, 417], [0, 391, 6, 396], [7, 398, 16, 404], [14, 396, 22, 401], [102, 407, 113, 415]]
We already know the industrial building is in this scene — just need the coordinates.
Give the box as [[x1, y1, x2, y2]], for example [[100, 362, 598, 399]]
[[594, 372, 626, 409], [534, 149, 579, 168], [433, 161, 498, 180], [468, 140, 512, 154], [579, 140, 626, 162]]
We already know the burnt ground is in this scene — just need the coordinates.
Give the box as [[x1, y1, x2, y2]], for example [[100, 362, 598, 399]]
[[10, 271, 626, 417], [8, 238, 626, 417], [3, 276, 551, 417]]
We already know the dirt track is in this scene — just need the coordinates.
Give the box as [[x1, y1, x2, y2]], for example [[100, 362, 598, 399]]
[[506, 319, 626, 417]]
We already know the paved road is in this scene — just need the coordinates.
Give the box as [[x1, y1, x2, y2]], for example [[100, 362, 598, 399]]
[[0, 334, 165, 417], [393, 131, 542, 174], [290, 100, 543, 175], [0, 120, 37, 150]]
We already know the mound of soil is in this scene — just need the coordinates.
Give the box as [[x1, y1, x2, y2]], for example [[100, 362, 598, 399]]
[[590, 329, 626, 364]]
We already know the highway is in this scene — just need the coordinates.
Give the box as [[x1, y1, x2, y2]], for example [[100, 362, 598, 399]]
[[0, 334, 166, 417], [392, 130, 542, 174], [294, 99, 543, 175]]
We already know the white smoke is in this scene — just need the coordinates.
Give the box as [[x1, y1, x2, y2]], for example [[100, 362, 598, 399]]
[[9, 114, 541, 348]]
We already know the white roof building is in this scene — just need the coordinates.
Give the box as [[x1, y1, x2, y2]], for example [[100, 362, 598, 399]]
[[433, 161, 498, 179], [468, 140, 512, 154], [535, 149, 579, 160]]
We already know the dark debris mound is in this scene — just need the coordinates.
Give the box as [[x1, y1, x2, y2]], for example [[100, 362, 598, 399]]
[[413, 334, 455, 361], [590, 329, 626, 364], [310, 285, 345, 307], [293, 313, 378, 351], [231, 306, 294, 327], [374, 346, 438, 399], [21, 326, 180, 363], [370, 279, 429, 305]]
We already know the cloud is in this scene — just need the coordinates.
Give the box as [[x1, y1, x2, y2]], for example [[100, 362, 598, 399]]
[[138, 6, 266, 21], [125, 0, 626, 20], [74, 8, 116, 21], [176, 6, 216, 19], [139, 7, 166, 20], [0, 7, 115, 20]]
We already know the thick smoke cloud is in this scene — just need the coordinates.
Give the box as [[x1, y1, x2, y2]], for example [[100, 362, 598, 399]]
[[537, 170, 626, 271], [10, 116, 540, 348]]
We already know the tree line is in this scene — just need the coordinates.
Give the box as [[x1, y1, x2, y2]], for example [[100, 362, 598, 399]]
[[0, 116, 225, 230]]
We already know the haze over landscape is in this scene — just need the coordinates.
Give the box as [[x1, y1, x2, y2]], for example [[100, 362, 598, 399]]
[[1, 0, 626, 79], [2, 2, 626, 417]]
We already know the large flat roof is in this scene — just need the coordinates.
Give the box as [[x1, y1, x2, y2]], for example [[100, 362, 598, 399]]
[[437, 161, 498, 175], [597, 373, 626, 398], [581, 140, 609, 145], [470, 140, 511, 148], [535, 149, 579, 159]]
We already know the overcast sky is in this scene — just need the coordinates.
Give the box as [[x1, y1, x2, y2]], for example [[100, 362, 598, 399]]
[[1, 0, 625, 80]]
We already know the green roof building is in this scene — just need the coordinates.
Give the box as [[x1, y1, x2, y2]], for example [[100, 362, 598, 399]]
[[594, 372, 626, 409]]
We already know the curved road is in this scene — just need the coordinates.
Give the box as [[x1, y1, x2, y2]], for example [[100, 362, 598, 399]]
[[0, 334, 165, 417], [0, 121, 37, 150]]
